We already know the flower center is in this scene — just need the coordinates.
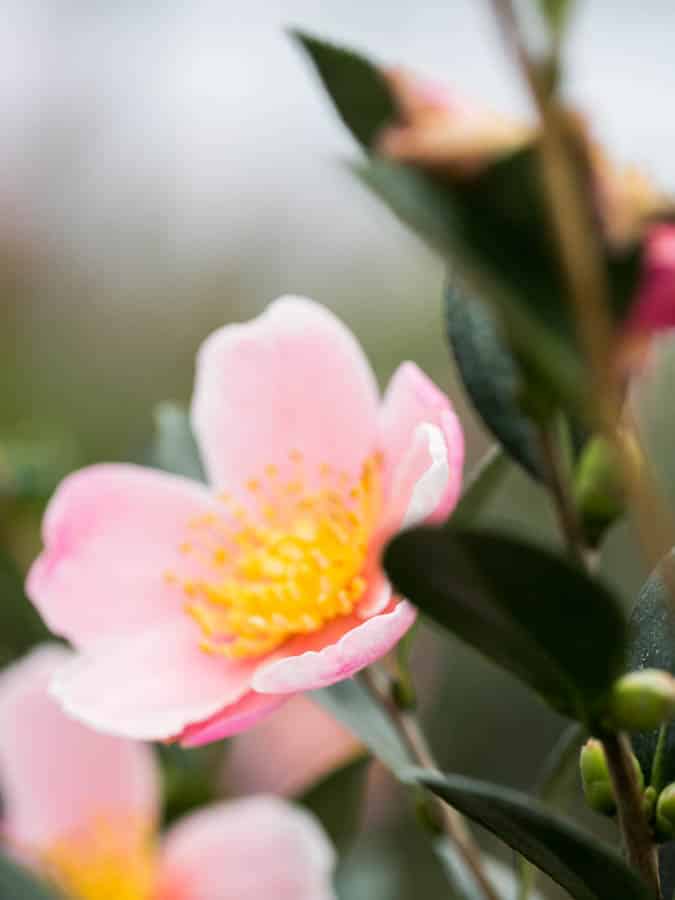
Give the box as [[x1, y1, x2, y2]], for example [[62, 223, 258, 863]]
[[41, 817, 155, 900], [175, 453, 382, 659]]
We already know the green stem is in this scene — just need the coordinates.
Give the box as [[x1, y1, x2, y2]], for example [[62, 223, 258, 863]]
[[602, 732, 661, 898], [361, 667, 501, 900]]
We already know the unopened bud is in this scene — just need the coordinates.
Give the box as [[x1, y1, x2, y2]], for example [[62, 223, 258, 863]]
[[573, 436, 626, 547], [580, 739, 615, 814], [656, 783, 675, 839], [608, 669, 675, 732], [644, 785, 658, 822]]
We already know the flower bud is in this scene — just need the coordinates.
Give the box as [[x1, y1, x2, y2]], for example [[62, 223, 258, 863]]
[[573, 435, 626, 547], [378, 67, 531, 175], [579, 739, 616, 815], [656, 783, 675, 839], [608, 669, 675, 732]]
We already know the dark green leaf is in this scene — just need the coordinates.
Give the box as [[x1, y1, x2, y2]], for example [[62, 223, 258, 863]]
[[446, 284, 544, 478], [312, 679, 411, 776], [149, 403, 206, 483], [413, 771, 653, 900], [627, 556, 675, 789], [0, 550, 50, 669], [301, 754, 370, 854], [658, 841, 675, 900], [0, 853, 63, 900], [453, 447, 510, 528], [518, 723, 586, 900], [384, 527, 627, 722], [292, 31, 396, 150], [354, 157, 583, 408]]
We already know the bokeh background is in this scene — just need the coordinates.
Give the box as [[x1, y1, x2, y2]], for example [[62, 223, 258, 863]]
[[2, 2, 675, 897]]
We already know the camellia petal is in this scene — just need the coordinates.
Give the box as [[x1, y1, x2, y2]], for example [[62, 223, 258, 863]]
[[156, 796, 336, 900], [50, 620, 257, 741], [251, 601, 417, 694], [26, 464, 215, 649], [0, 645, 159, 850], [191, 296, 380, 493]]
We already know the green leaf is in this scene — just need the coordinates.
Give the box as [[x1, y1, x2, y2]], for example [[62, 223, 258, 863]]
[[312, 679, 411, 776], [384, 527, 627, 722], [518, 723, 586, 900], [0, 550, 50, 669], [157, 743, 222, 827], [446, 284, 544, 479], [354, 157, 583, 407], [537, 0, 574, 35], [413, 771, 653, 900], [291, 31, 396, 151], [149, 403, 206, 483], [0, 426, 80, 502], [301, 754, 370, 854], [0, 853, 63, 899], [627, 556, 675, 790]]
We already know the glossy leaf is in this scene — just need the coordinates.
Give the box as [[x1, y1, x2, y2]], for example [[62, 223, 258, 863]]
[[148, 403, 206, 483], [0, 853, 63, 900], [312, 679, 411, 776], [627, 556, 675, 790], [446, 283, 544, 478], [384, 527, 627, 722], [414, 771, 653, 900], [354, 157, 583, 407], [518, 723, 586, 900], [301, 754, 370, 854], [292, 31, 396, 150]]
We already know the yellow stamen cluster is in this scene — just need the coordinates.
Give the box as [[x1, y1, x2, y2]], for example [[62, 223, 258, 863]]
[[178, 453, 381, 659], [41, 816, 155, 900]]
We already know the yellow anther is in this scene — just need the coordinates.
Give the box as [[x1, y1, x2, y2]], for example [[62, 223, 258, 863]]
[[180, 454, 381, 660]]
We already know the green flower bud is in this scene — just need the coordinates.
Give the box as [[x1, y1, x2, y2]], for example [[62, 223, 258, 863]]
[[608, 669, 675, 732], [573, 435, 628, 547], [644, 785, 658, 822], [656, 783, 675, 839], [579, 739, 644, 816], [580, 739, 615, 815]]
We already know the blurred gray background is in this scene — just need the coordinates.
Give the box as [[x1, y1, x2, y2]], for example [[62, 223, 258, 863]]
[[1, 3, 673, 896]]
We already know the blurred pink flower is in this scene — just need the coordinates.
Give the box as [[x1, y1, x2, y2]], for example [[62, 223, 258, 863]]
[[0, 645, 336, 900], [225, 695, 361, 798], [26, 296, 464, 745], [624, 224, 675, 338], [379, 67, 531, 173]]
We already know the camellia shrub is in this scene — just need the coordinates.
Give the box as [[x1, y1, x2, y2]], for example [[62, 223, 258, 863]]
[[3, 2, 675, 899]]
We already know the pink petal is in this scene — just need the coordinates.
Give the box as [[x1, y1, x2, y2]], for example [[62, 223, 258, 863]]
[[191, 296, 380, 493], [379, 361, 464, 522], [156, 797, 336, 900], [26, 464, 215, 648], [178, 691, 289, 748], [251, 601, 417, 694], [0, 645, 159, 849], [50, 619, 256, 741], [624, 224, 675, 337], [225, 695, 361, 797]]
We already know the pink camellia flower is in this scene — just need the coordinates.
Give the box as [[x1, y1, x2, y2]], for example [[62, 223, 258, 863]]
[[225, 695, 362, 798], [379, 67, 531, 174], [26, 296, 464, 745], [0, 645, 336, 900], [624, 224, 675, 338]]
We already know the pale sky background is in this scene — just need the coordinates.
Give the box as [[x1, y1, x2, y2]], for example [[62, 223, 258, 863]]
[[1, 1, 673, 455]]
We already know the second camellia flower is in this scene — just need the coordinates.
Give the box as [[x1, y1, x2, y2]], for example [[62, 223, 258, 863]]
[[26, 296, 464, 745]]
